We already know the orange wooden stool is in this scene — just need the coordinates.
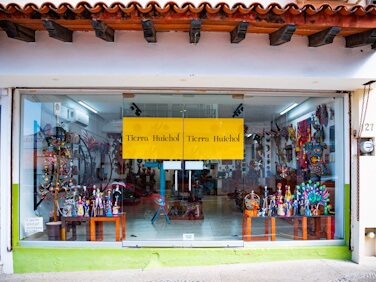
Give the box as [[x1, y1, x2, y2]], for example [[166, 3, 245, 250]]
[[90, 213, 126, 241]]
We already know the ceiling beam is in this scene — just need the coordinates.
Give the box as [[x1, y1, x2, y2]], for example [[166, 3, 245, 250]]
[[91, 20, 114, 42], [43, 20, 73, 42], [269, 24, 296, 46], [190, 19, 201, 44], [308, 27, 341, 47], [230, 22, 249, 44], [0, 20, 35, 42], [141, 20, 157, 43], [345, 29, 376, 48]]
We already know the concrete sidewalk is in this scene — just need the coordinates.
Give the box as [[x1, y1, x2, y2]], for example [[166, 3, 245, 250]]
[[1, 258, 376, 281]]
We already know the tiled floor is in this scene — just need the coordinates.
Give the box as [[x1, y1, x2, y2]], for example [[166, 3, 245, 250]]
[[124, 195, 243, 241]]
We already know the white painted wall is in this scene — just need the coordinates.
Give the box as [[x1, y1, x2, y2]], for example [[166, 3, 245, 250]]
[[0, 89, 14, 274], [352, 87, 376, 262], [0, 31, 376, 91]]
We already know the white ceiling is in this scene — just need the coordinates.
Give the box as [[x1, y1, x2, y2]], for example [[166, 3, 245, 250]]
[[66, 93, 314, 123]]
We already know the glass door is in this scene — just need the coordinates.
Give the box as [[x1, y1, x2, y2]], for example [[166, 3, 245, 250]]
[[121, 94, 244, 243]]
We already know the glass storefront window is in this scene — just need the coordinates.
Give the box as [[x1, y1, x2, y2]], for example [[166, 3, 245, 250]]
[[19, 93, 344, 243]]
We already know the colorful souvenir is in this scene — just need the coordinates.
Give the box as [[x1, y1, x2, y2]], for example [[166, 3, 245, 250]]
[[76, 196, 84, 217], [260, 186, 269, 217], [113, 195, 120, 215], [244, 191, 260, 217], [296, 180, 331, 216], [84, 199, 90, 217], [105, 190, 113, 217], [287, 124, 297, 143], [92, 186, 104, 217], [268, 195, 277, 216], [284, 185, 293, 216], [303, 139, 330, 177]]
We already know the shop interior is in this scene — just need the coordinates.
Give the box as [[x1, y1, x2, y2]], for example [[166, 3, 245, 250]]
[[20, 92, 344, 243]]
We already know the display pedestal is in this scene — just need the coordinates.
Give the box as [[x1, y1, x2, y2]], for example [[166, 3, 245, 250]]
[[61, 217, 91, 241], [242, 216, 275, 242], [90, 213, 126, 241], [46, 221, 62, 241]]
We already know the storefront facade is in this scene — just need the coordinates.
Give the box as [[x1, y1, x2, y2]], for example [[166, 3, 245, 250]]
[[1, 0, 376, 274]]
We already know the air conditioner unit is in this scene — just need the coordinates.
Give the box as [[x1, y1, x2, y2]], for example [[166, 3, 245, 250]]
[[68, 109, 89, 126], [53, 102, 69, 121]]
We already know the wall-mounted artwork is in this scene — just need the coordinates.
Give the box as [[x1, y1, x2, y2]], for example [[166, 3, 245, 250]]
[[297, 117, 311, 147]]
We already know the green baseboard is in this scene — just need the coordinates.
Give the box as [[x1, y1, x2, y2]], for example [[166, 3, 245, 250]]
[[13, 245, 351, 273]]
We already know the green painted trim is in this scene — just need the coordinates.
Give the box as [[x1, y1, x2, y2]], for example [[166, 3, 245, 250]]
[[13, 246, 351, 273], [12, 184, 19, 247], [344, 184, 350, 246]]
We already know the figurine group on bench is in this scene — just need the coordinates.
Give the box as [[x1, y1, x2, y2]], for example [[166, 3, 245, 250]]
[[244, 180, 331, 217], [61, 185, 121, 218]]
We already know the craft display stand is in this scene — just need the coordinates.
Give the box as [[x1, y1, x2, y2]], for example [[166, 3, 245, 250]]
[[61, 217, 91, 241], [90, 213, 126, 241], [294, 216, 334, 240], [242, 216, 276, 241], [151, 198, 170, 224], [242, 215, 334, 241], [151, 203, 170, 224]]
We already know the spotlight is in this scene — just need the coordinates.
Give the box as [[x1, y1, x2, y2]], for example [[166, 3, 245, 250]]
[[130, 103, 142, 116], [366, 232, 375, 239], [232, 103, 244, 118]]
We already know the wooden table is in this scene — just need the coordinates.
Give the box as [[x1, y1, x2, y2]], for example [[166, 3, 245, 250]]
[[90, 213, 126, 241], [61, 217, 91, 241], [242, 215, 276, 241], [294, 216, 334, 240], [242, 215, 334, 241]]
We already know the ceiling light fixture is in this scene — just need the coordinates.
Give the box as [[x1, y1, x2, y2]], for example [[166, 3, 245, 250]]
[[366, 231, 375, 239], [131, 103, 142, 116], [78, 101, 98, 114], [232, 103, 244, 118], [280, 103, 298, 116]]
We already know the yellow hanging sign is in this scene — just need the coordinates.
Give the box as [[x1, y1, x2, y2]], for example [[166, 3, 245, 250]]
[[183, 118, 244, 159], [122, 117, 183, 159], [122, 117, 243, 160]]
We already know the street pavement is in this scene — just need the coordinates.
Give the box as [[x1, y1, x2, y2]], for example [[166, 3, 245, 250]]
[[1, 258, 376, 281]]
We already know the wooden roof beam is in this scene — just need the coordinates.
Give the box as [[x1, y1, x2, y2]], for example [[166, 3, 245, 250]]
[[0, 20, 35, 42], [142, 20, 157, 43], [309, 27, 341, 47], [345, 29, 376, 48], [43, 20, 72, 42], [230, 22, 249, 44], [91, 20, 114, 42], [269, 24, 296, 46], [190, 19, 201, 44]]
